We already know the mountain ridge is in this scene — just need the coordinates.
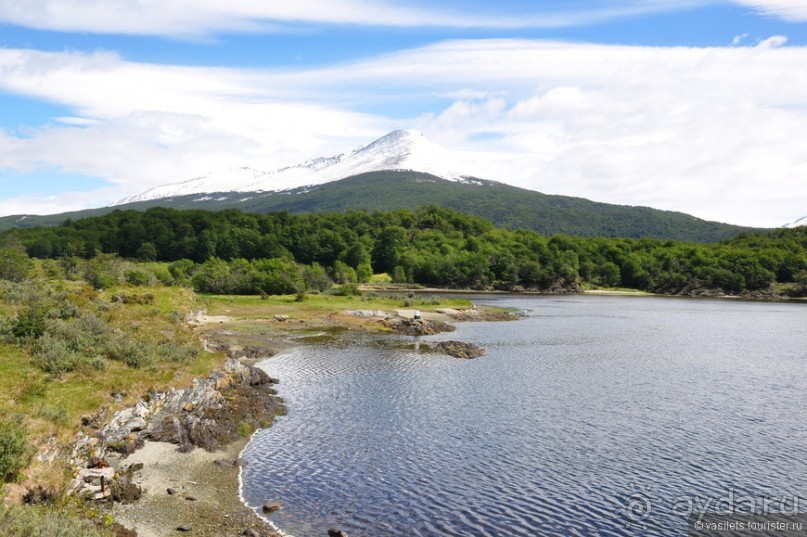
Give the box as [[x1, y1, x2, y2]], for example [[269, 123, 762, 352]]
[[0, 130, 770, 240], [0, 171, 763, 242]]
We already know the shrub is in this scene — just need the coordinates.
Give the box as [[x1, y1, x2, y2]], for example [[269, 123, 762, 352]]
[[392, 265, 407, 284], [330, 261, 357, 284], [150, 265, 174, 286], [124, 269, 151, 286], [32, 333, 80, 376], [0, 417, 34, 483], [11, 308, 47, 340], [54, 300, 80, 320], [333, 283, 361, 296], [0, 248, 34, 282], [356, 262, 373, 283], [84, 256, 122, 290], [41, 259, 65, 280], [81, 356, 107, 372], [155, 341, 198, 363], [111, 293, 154, 305], [103, 333, 152, 368], [43, 317, 101, 355], [168, 259, 196, 285], [301, 262, 331, 292], [85, 269, 117, 290]]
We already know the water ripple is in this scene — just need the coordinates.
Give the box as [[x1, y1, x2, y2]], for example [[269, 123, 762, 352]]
[[242, 296, 807, 536]]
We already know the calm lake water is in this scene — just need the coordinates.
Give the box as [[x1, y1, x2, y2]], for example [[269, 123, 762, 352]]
[[241, 295, 807, 536]]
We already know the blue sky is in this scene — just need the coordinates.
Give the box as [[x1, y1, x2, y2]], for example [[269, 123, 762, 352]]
[[1, 0, 806, 226]]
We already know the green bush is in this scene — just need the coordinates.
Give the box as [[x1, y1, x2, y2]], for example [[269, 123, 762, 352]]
[[85, 270, 117, 291], [32, 333, 80, 376], [333, 283, 361, 296], [356, 262, 373, 283], [54, 300, 81, 320], [0, 248, 34, 282], [84, 256, 121, 290], [11, 308, 47, 340], [0, 417, 34, 483], [168, 259, 196, 285], [124, 269, 151, 286], [103, 333, 152, 368], [150, 265, 174, 286], [155, 341, 198, 363]]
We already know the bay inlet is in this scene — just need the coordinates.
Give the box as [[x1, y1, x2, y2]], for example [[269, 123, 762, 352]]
[[242, 295, 807, 536]]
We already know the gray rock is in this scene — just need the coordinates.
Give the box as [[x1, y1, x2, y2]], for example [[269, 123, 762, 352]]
[[242, 529, 260, 537], [78, 467, 115, 483], [344, 309, 387, 318], [385, 317, 455, 336], [434, 341, 486, 359], [176, 525, 192, 532], [167, 487, 177, 495], [125, 417, 147, 432]]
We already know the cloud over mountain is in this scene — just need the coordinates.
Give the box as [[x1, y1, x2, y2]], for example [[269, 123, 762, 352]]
[[1, 38, 806, 227]]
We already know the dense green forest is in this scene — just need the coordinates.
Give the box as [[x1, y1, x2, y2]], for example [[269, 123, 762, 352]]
[[2, 205, 806, 297], [0, 172, 760, 241]]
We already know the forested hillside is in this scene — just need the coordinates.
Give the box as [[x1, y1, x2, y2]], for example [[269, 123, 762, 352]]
[[3, 206, 805, 297], [0, 172, 760, 242]]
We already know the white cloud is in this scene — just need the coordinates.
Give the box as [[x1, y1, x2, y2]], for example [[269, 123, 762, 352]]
[[757, 35, 788, 48], [2, 39, 807, 227], [0, 48, 389, 200], [732, 0, 807, 21], [0, 0, 711, 36], [732, 33, 749, 46]]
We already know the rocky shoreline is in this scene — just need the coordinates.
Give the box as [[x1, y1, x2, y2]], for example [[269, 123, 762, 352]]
[[65, 304, 510, 536], [69, 356, 286, 537]]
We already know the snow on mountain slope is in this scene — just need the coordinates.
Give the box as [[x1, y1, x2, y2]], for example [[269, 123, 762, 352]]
[[115, 130, 473, 205], [783, 215, 807, 228]]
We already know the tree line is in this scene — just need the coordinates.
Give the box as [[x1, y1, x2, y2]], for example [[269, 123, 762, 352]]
[[3, 205, 807, 296]]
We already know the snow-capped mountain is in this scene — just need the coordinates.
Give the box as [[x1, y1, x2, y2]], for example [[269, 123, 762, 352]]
[[783, 215, 807, 228], [115, 130, 472, 205]]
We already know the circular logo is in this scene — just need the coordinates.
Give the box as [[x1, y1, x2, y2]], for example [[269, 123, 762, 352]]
[[625, 492, 653, 527]]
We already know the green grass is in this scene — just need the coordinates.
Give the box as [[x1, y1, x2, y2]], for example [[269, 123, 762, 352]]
[[202, 291, 473, 319], [0, 281, 223, 490], [0, 504, 112, 537]]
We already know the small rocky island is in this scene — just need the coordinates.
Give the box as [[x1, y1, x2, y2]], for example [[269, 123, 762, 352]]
[[434, 341, 486, 359]]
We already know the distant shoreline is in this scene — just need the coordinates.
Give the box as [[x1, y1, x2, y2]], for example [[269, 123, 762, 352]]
[[362, 284, 807, 303]]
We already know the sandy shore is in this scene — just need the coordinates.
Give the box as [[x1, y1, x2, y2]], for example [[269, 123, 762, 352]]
[[109, 439, 280, 537]]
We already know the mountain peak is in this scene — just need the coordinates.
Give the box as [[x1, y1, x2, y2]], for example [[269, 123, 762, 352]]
[[115, 130, 470, 205], [376, 128, 423, 142], [350, 129, 429, 160]]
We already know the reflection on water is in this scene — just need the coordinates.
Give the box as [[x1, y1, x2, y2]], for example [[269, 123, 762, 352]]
[[241, 296, 807, 536]]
